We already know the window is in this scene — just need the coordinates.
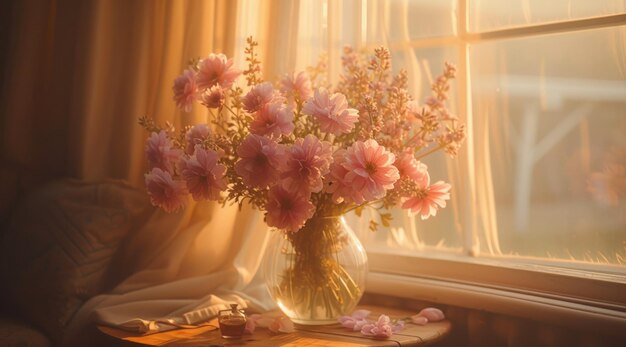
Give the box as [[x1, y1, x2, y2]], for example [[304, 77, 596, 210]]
[[332, 0, 626, 327]]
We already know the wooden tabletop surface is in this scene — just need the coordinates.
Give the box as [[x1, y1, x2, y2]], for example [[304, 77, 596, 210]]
[[99, 305, 451, 346]]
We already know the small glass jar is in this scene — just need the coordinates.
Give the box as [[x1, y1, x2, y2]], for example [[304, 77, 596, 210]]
[[218, 304, 247, 339]]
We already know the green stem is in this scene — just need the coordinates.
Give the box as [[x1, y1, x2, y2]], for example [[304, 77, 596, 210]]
[[415, 143, 446, 160], [224, 104, 239, 117]]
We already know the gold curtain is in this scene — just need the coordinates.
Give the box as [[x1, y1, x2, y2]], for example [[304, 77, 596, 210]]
[[1, 0, 237, 190]]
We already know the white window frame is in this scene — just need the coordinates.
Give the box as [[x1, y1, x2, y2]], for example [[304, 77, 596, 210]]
[[358, 0, 626, 332]]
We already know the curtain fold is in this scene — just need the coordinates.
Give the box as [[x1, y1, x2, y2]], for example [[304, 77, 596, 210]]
[[0, 0, 243, 188], [76, 0, 242, 185], [1, 0, 95, 202]]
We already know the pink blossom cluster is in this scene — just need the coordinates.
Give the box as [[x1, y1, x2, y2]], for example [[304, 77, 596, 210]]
[[338, 310, 404, 338], [338, 308, 445, 338], [142, 40, 464, 232], [173, 53, 241, 112], [144, 125, 227, 213]]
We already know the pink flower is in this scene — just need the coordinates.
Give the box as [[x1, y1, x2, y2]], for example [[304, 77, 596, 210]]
[[280, 135, 333, 194], [172, 69, 198, 112], [394, 152, 429, 186], [180, 146, 227, 201], [281, 71, 313, 103], [200, 85, 225, 108], [242, 82, 283, 113], [410, 308, 445, 325], [184, 124, 211, 155], [302, 89, 358, 135], [401, 177, 451, 220], [360, 315, 404, 338], [145, 131, 183, 173], [340, 139, 400, 204], [265, 185, 315, 232], [338, 310, 371, 331], [249, 103, 294, 138], [144, 167, 188, 213], [196, 53, 241, 89], [326, 149, 352, 203], [234, 134, 283, 188]]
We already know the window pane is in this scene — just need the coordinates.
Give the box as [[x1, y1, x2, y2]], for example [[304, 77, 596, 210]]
[[366, 0, 456, 42], [470, 27, 626, 267], [469, 0, 626, 32], [352, 46, 464, 253]]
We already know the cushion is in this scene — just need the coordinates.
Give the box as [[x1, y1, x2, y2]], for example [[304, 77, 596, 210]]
[[0, 315, 51, 347], [0, 179, 153, 344]]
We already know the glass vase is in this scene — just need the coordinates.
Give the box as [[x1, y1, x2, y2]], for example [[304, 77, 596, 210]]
[[263, 215, 368, 325]]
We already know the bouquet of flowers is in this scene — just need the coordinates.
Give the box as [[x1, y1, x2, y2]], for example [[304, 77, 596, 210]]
[[140, 37, 464, 323], [142, 37, 463, 223]]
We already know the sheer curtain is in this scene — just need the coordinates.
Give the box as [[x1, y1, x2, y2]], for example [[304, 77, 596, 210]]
[[350, 0, 626, 269], [468, 3, 626, 264]]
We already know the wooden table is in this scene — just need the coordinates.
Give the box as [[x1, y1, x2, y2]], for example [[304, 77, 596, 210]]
[[99, 305, 451, 346]]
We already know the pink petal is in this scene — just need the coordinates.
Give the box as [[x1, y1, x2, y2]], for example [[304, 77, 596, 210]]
[[338, 316, 357, 329], [268, 317, 294, 333], [353, 319, 369, 331], [244, 319, 257, 334], [254, 316, 276, 328], [411, 316, 429, 325], [418, 307, 445, 322], [376, 315, 391, 325], [277, 317, 295, 333], [352, 310, 371, 320], [360, 323, 376, 336], [392, 321, 405, 332]]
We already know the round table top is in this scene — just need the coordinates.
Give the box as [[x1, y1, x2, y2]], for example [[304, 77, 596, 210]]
[[99, 305, 451, 346]]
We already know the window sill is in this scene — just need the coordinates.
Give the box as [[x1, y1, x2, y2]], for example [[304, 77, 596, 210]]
[[365, 253, 626, 336]]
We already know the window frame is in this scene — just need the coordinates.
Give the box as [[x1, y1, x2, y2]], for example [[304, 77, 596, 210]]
[[356, 0, 626, 329], [366, 268, 626, 335]]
